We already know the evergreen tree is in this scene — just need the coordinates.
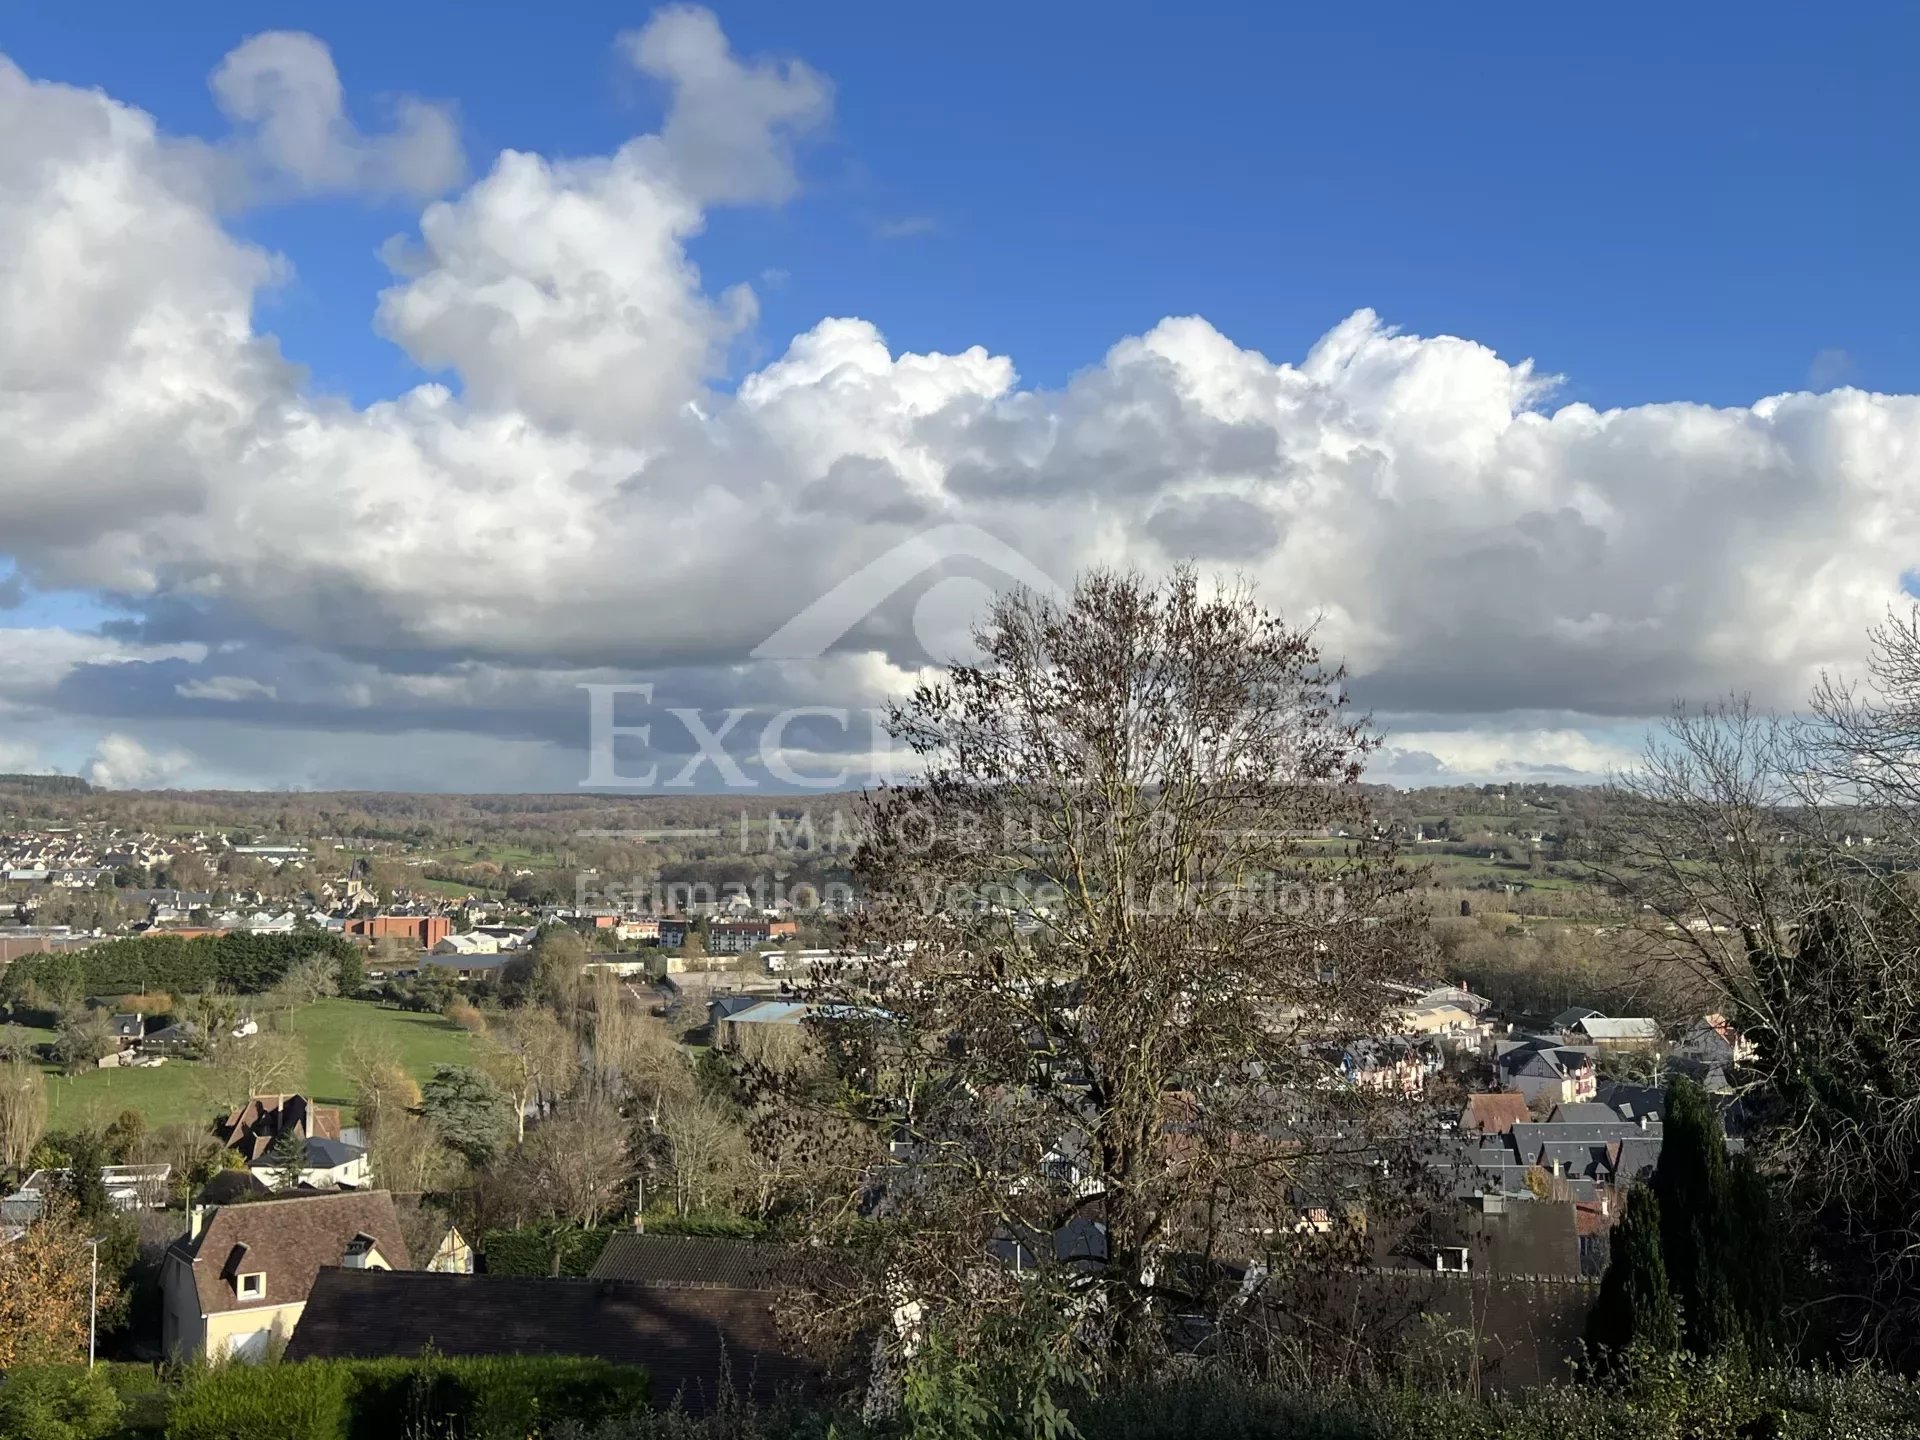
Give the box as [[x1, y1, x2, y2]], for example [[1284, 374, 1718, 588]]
[[1653, 1076, 1739, 1356], [1727, 1152, 1788, 1357], [1587, 1183, 1680, 1364], [264, 1123, 308, 1191]]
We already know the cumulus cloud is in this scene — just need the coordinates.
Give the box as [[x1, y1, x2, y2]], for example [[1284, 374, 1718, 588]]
[[1, 9, 1918, 790], [210, 31, 464, 200], [175, 675, 278, 703], [85, 733, 193, 790]]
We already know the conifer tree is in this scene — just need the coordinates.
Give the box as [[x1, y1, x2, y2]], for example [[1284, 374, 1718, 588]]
[[1587, 1183, 1680, 1364], [1654, 1076, 1738, 1355]]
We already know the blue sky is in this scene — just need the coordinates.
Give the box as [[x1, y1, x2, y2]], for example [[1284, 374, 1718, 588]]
[[3, 1, 1904, 410], [0, 3, 1913, 790]]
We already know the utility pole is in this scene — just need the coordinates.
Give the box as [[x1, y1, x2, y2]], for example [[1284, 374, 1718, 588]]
[[85, 1235, 103, 1369]]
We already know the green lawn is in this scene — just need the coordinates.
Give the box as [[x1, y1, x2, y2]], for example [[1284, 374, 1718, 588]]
[[39, 998, 477, 1132], [287, 998, 476, 1114]]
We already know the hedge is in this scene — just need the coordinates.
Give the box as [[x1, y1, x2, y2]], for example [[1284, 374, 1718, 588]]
[[1, 931, 355, 1002], [166, 1356, 649, 1440], [481, 1213, 768, 1277]]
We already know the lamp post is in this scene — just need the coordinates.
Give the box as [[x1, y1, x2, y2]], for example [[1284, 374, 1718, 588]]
[[84, 1235, 103, 1369]]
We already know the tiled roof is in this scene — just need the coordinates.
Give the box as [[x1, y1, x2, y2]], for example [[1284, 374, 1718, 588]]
[[285, 1269, 823, 1414], [170, 1190, 410, 1317], [1460, 1094, 1531, 1135]]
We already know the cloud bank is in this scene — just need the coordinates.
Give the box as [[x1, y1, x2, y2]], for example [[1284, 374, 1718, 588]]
[[1, 9, 1915, 790]]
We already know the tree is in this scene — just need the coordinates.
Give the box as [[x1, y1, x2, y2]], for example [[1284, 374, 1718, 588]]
[[484, 1008, 578, 1144], [0, 1055, 47, 1174], [277, 952, 338, 1008], [369, 1110, 460, 1195], [219, 1030, 306, 1105], [515, 1100, 635, 1227], [655, 1090, 747, 1216], [807, 567, 1421, 1380], [53, 1014, 115, 1075], [1602, 657, 1920, 1364], [0, 1194, 117, 1365], [1653, 1077, 1737, 1356], [1586, 1183, 1680, 1364], [420, 1064, 514, 1167], [264, 1123, 308, 1191], [335, 948, 366, 997]]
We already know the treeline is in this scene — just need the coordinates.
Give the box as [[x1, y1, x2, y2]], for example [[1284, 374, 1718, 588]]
[[0, 930, 355, 1004]]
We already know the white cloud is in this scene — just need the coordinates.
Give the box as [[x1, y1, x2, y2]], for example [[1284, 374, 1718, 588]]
[[175, 675, 278, 703], [0, 10, 1918, 790], [85, 733, 193, 789], [210, 31, 464, 200], [0, 740, 47, 773]]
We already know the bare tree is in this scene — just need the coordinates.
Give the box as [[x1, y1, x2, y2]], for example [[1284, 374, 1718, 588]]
[[1603, 622, 1920, 1363], [0, 1055, 47, 1174], [655, 1090, 748, 1216], [371, 1110, 462, 1194], [807, 567, 1424, 1379], [484, 1008, 579, 1143], [517, 1099, 636, 1227]]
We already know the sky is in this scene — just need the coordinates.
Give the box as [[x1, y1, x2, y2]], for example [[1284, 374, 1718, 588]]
[[0, 2, 1915, 792]]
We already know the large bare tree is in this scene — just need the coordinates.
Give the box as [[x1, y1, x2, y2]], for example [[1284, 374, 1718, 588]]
[[806, 567, 1425, 1381]]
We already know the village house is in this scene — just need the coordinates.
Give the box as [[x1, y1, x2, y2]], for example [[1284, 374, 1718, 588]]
[[1495, 1039, 1598, 1107], [162, 1190, 411, 1361]]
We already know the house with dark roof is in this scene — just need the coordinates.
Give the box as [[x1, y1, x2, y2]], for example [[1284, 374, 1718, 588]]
[[1495, 1039, 1597, 1107], [215, 1094, 342, 1165], [161, 1190, 410, 1361], [285, 1269, 826, 1415]]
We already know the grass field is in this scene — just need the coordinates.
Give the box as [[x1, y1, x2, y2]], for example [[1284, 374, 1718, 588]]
[[38, 998, 476, 1132]]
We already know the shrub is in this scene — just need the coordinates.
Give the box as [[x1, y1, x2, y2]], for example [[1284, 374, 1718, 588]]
[[0, 1366, 123, 1440], [167, 1361, 350, 1440]]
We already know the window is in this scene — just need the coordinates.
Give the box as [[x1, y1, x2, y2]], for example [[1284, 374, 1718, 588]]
[[237, 1272, 264, 1299]]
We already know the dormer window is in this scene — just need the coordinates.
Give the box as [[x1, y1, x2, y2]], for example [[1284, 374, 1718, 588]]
[[237, 1272, 264, 1299]]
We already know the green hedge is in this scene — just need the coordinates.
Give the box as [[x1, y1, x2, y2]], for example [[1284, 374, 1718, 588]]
[[165, 1356, 648, 1440], [481, 1213, 768, 1277], [480, 1226, 617, 1277], [1, 931, 355, 1001]]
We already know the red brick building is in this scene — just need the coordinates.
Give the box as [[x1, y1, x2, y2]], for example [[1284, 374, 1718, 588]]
[[344, 915, 452, 949]]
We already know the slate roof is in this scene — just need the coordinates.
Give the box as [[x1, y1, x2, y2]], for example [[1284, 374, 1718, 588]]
[[169, 1190, 410, 1317], [216, 1095, 343, 1163], [285, 1268, 823, 1414], [588, 1233, 819, 1290]]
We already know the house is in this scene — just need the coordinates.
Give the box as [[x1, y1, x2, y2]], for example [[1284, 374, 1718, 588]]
[[1495, 1040, 1598, 1107], [162, 1190, 411, 1361], [1, 1164, 171, 1224], [1676, 1013, 1755, 1067], [393, 1195, 473, 1275], [110, 1012, 146, 1049], [1548, 1006, 1604, 1032], [1335, 1037, 1443, 1095], [1459, 1093, 1531, 1137], [216, 1095, 344, 1165], [284, 1269, 823, 1414], [263, 1136, 370, 1189], [1567, 1016, 1662, 1049], [432, 931, 499, 957]]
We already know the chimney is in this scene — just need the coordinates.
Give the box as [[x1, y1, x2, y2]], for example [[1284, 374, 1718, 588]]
[[188, 1204, 208, 1242], [342, 1232, 379, 1270]]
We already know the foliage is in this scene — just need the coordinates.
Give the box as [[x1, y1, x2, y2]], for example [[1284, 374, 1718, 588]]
[[0, 1050, 48, 1172], [166, 1354, 649, 1440], [420, 1063, 515, 1166], [0, 932, 356, 1004], [480, 1224, 617, 1277], [0, 1193, 117, 1365], [1585, 1183, 1679, 1363], [0, 1365, 123, 1440]]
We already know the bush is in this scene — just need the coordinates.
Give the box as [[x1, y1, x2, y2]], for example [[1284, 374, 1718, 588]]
[[167, 1361, 350, 1440], [481, 1225, 618, 1277], [164, 1355, 650, 1440], [0, 1366, 123, 1440]]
